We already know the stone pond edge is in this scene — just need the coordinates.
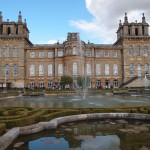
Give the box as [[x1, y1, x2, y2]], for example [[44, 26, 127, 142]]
[[0, 112, 150, 150]]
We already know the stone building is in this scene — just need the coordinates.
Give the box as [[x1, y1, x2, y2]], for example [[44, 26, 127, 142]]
[[0, 12, 149, 89]]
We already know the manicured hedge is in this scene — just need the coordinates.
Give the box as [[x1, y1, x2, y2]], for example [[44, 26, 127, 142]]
[[0, 123, 6, 135]]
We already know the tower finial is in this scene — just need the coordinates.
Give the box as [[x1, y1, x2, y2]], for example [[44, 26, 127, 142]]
[[119, 20, 122, 27], [24, 19, 27, 26], [124, 13, 128, 24], [18, 11, 22, 23], [142, 13, 146, 23], [0, 11, 2, 22]]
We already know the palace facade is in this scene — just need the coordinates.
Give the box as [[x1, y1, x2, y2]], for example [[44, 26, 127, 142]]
[[0, 12, 149, 89]]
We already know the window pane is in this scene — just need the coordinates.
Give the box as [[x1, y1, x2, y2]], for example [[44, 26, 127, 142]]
[[14, 64, 18, 76], [30, 52, 35, 58], [39, 65, 44, 76], [48, 64, 53, 76], [30, 65, 35, 76]]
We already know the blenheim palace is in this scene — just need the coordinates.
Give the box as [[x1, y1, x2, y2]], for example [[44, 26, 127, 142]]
[[0, 12, 150, 89]]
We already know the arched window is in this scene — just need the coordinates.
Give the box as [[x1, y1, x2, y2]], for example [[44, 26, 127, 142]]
[[137, 46, 140, 56], [30, 65, 35, 76], [7, 27, 11, 35], [13, 46, 18, 57], [129, 46, 134, 56], [5, 47, 9, 57], [113, 64, 118, 76], [96, 64, 101, 76], [13, 64, 18, 76], [39, 64, 44, 76], [48, 81, 53, 89], [73, 62, 78, 75], [105, 79, 110, 88], [48, 64, 53, 76], [113, 79, 119, 88], [130, 64, 134, 74], [30, 81, 35, 89], [144, 46, 148, 57], [96, 80, 101, 88], [5, 65, 10, 75], [145, 64, 149, 74], [105, 64, 109, 75], [39, 80, 44, 89], [137, 64, 142, 77]]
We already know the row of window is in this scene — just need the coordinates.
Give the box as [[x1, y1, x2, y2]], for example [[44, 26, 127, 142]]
[[29, 79, 119, 89], [29, 50, 118, 58], [0, 65, 18, 76], [0, 46, 18, 57], [29, 63, 119, 77], [129, 63, 149, 75], [129, 46, 149, 57]]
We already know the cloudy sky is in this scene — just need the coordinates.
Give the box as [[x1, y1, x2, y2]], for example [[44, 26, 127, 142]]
[[0, 0, 150, 44]]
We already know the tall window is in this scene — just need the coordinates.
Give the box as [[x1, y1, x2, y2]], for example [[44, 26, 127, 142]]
[[96, 80, 101, 88], [137, 64, 142, 77], [58, 64, 63, 76], [73, 62, 78, 75], [113, 64, 118, 76], [5, 47, 10, 57], [39, 81, 44, 88], [30, 65, 35, 76], [0, 65, 1, 75], [13, 46, 18, 57], [13, 64, 18, 76], [144, 46, 148, 57], [96, 64, 101, 76], [137, 46, 141, 56], [86, 64, 91, 75], [72, 47, 77, 55], [30, 81, 35, 89], [105, 64, 109, 75], [129, 46, 134, 56], [48, 80, 53, 89], [130, 64, 134, 74], [5, 65, 10, 75], [145, 64, 149, 74], [113, 79, 119, 88], [48, 64, 53, 76], [39, 64, 44, 76]]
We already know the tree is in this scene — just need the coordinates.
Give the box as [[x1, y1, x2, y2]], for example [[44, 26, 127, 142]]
[[77, 76, 90, 88], [60, 76, 73, 89]]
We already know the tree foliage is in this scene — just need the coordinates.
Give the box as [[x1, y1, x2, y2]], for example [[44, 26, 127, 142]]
[[61, 76, 73, 87]]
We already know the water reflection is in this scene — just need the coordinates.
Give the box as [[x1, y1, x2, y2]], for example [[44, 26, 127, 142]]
[[8, 120, 150, 150], [0, 94, 150, 108]]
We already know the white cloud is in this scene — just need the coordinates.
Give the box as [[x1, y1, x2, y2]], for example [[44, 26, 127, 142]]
[[37, 37, 66, 44], [70, 0, 150, 44]]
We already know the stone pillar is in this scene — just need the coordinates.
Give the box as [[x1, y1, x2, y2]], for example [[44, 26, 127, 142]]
[[138, 25, 143, 36], [131, 25, 135, 36], [144, 25, 149, 35], [123, 25, 128, 36]]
